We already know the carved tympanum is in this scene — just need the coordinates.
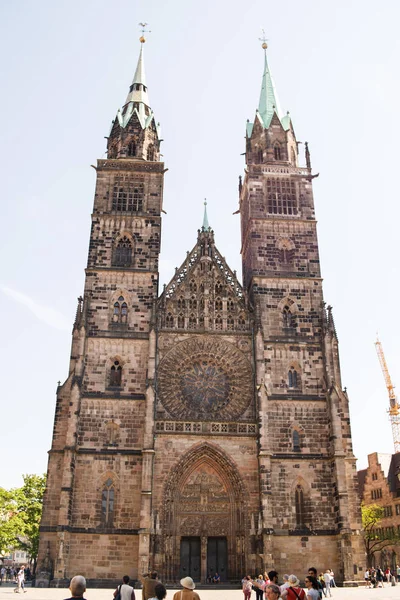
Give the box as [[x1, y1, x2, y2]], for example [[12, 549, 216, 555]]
[[157, 336, 252, 420]]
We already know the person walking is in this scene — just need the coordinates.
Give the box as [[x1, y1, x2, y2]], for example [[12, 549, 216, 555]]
[[172, 577, 200, 600], [323, 570, 332, 597], [114, 575, 135, 600], [242, 575, 252, 600], [14, 566, 26, 594]]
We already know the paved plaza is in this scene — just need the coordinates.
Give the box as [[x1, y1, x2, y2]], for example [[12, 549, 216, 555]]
[[0, 585, 400, 600]]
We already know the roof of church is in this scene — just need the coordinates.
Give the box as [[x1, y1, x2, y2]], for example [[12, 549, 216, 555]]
[[247, 45, 292, 137]]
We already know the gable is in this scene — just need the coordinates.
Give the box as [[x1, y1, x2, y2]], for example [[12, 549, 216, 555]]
[[158, 235, 252, 332]]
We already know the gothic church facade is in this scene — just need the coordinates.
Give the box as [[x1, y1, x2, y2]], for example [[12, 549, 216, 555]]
[[38, 39, 363, 586]]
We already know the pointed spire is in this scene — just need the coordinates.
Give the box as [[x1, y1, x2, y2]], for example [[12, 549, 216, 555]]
[[258, 45, 283, 127], [247, 39, 291, 135], [202, 199, 210, 231], [124, 40, 150, 108]]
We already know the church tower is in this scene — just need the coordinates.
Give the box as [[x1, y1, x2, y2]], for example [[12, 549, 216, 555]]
[[239, 41, 363, 582], [38, 38, 364, 587], [37, 37, 165, 585]]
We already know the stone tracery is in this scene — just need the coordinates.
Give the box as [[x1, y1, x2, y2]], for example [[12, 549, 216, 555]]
[[157, 336, 253, 420]]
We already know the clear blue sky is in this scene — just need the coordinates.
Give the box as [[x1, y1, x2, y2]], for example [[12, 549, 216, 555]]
[[1, 0, 400, 488]]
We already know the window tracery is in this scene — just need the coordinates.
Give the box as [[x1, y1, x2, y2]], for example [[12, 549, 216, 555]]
[[112, 178, 144, 212], [295, 485, 305, 528], [288, 367, 298, 388], [101, 478, 115, 526], [293, 430, 301, 452], [109, 360, 122, 387], [147, 144, 155, 161], [267, 178, 297, 215], [112, 236, 133, 267], [113, 295, 128, 323], [166, 313, 174, 328]]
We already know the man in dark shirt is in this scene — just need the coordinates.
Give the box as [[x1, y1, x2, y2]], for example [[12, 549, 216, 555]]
[[64, 575, 86, 599]]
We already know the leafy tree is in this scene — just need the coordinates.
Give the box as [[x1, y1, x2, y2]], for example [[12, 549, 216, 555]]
[[362, 502, 400, 567], [0, 474, 46, 572]]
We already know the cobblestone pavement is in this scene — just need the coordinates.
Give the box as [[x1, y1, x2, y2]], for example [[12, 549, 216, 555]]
[[0, 585, 399, 600]]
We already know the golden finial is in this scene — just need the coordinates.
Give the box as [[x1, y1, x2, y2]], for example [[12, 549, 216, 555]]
[[259, 29, 268, 50], [139, 22, 151, 43]]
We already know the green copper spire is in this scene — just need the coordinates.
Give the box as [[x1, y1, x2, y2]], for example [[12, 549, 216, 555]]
[[202, 200, 210, 231], [247, 40, 291, 136], [258, 48, 283, 128]]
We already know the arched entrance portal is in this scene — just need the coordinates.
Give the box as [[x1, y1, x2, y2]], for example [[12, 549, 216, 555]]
[[161, 443, 247, 583]]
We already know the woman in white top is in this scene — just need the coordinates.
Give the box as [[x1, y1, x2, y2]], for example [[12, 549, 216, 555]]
[[304, 576, 320, 600]]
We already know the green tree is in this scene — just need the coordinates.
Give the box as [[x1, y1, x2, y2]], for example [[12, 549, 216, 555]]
[[0, 474, 46, 572], [362, 503, 400, 567]]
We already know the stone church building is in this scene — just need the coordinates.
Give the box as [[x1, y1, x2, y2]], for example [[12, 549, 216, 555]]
[[38, 39, 364, 586]]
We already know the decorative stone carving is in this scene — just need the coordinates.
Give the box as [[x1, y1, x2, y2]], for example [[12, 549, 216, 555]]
[[158, 336, 252, 420]]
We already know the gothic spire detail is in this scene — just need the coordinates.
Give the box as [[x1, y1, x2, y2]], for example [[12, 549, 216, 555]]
[[246, 41, 292, 136], [202, 200, 210, 231], [115, 38, 160, 135]]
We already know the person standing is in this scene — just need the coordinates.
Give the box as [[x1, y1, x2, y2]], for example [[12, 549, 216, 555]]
[[323, 571, 332, 597], [255, 574, 266, 600], [307, 568, 323, 599], [281, 575, 305, 600], [114, 575, 135, 600], [142, 572, 160, 600], [148, 583, 167, 600], [64, 575, 87, 600], [265, 584, 281, 600], [304, 576, 320, 600], [172, 577, 200, 600], [397, 564, 400, 583]]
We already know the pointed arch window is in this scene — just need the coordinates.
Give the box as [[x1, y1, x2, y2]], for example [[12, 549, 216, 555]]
[[112, 236, 133, 267], [188, 314, 197, 329], [283, 305, 295, 329], [295, 485, 305, 528], [127, 141, 136, 157], [274, 144, 281, 160], [147, 144, 155, 161], [101, 478, 115, 526], [238, 315, 246, 330], [177, 314, 184, 329], [227, 299, 235, 312], [165, 313, 174, 328], [110, 360, 122, 387], [189, 297, 197, 310], [177, 297, 185, 310], [199, 315, 204, 328], [215, 282, 223, 295], [189, 280, 197, 293], [215, 297, 223, 311], [257, 149, 263, 164], [113, 295, 128, 323], [288, 367, 298, 389], [105, 422, 119, 446], [293, 430, 301, 452], [215, 316, 223, 330], [227, 317, 234, 331]]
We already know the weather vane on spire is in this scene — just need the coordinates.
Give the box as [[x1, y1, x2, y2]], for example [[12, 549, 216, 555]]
[[259, 29, 268, 50], [138, 22, 151, 43]]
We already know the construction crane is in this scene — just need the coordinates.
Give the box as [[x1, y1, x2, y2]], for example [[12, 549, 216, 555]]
[[375, 337, 400, 453]]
